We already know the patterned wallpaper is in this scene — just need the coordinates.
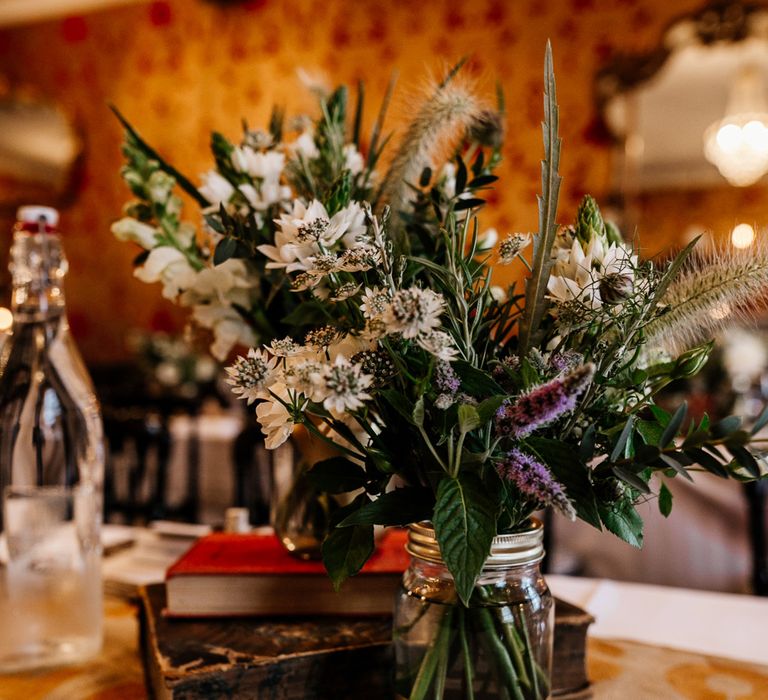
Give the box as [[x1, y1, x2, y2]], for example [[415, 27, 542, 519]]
[[0, 0, 722, 363]]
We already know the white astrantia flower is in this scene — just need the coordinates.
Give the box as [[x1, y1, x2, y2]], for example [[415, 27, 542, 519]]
[[312, 355, 372, 414], [337, 246, 378, 272], [111, 217, 158, 250], [199, 170, 235, 207], [360, 287, 391, 320], [384, 288, 446, 339], [225, 348, 278, 404], [416, 330, 459, 362], [284, 358, 326, 401], [499, 233, 531, 264], [267, 336, 303, 357], [255, 385, 294, 450], [134, 247, 197, 300], [329, 282, 361, 303], [343, 143, 364, 175]]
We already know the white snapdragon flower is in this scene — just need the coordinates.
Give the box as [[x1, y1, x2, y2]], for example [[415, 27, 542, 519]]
[[181, 259, 252, 304], [311, 355, 372, 414], [343, 143, 364, 174], [199, 170, 235, 207], [134, 247, 197, 300], [232, 147, 284, 180], [255, 384, 294, 450], [384, 288, 446, 339], [147, 170, 176, 204], [192, 302, 257, 361], [292, 130, 320, 160], [111, 217, 158, 250], [225, 348, 278, 404]]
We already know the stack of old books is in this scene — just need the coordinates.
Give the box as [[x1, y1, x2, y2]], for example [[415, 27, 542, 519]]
[[138, 529, 592, 699]]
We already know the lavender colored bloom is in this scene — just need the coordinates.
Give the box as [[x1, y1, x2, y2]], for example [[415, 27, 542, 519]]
[[549, 350, 584, 375], [497, 448, 576, 519], [495, 363, 595, 438], [435, 361, 460, 394]]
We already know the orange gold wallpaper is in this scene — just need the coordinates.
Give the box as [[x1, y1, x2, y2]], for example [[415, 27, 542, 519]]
[[0, 0, 732, 363]]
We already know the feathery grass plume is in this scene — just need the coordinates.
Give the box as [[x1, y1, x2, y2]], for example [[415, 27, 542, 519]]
[[645, 241, 768, 355], [378, 61, 486, 246]]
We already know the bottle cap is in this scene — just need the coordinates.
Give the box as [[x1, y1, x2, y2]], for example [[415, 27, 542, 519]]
[[16, 206, 59, 229], [224, 507, 251, 533]]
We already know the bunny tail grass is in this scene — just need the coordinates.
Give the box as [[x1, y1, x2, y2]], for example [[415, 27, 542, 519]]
[[378, 69, 485, 246], [645, 242, 768, 355]]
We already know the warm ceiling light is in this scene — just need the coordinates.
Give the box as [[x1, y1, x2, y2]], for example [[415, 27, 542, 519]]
[[704, 66, 768, 187], [731, 223, 756, 248]]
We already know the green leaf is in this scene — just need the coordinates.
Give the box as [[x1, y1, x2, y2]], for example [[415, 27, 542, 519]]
[[321, 522, 375, 592], [307, 457, 368, 494], [457, 404, 481, 433], [339, 488, 433, 527], [658, 483, 673, 517], [477, 395, 506, 424], [599, 500, 643, 548], [433, 473, 497, 606], [660, 402, 687, 448], [636, 420, 664, 446], [684, 447, 728, 478], [280, 301, 328, 328], [380, 390, 416, 425], [610, 417, 635, 462], [579, 425, 596, 464], [612, 465, 651, 494], [657, 453, 693, 481], [711, 415, 742, 438], [526, 437, 601, 530], [518, 41, 562, 357], [213, 237, 238, 265], [455, 157, 468, 194], [453, 360, 505, 397], [726, 444, 761, 478], [453, 197, 485, 211], [650, 405, 671, 428]]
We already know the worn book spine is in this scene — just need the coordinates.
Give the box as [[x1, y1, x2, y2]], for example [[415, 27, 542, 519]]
[[139, 584, 593, 699]]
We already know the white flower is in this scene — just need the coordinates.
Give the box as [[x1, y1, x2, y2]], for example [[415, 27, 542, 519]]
[[490, 285, 508, 303], [313, 355, 372, 414], [181, 258, 252, 303], [416, 330, 459, 361], [292, 130, 320, 160], [478, 227, 498, 250], [256, 387, 294, 450], [343, 143, 364, 174], [199, 170, 235, 206], [267, 336, 303, 357], [194, 356, 218, 382], [225, 348, 278, 404], [384, 288, 446, 339], [231, 147, 284, 180], [329, 282, 361, 303], [192, 302, 256, 360], [111, 217, 158, 250], [499, 233, 531, 264], [360, 287, 391, 320], [337, 246, 378, 272], [155, 361, 182, 387], [285, 358, 325, 400], [134, 247, 197, 300], [147, 171, 175, 204]]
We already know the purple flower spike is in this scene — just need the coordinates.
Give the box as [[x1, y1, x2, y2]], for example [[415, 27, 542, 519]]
[[496, 363, 595, 438], [497, 448, 576, 520]]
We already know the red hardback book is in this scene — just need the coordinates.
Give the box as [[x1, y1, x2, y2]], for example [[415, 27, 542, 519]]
[[164, 529, 409, 617]]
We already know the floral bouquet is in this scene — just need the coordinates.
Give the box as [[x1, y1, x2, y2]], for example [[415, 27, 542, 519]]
[[114, 45, 768, 699]]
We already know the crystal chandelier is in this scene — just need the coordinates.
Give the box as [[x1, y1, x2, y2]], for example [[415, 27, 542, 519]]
[[703, 65, 768, 187]]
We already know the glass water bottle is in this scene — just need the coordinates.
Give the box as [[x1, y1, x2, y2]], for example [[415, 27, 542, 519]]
[[0, 206, 104, 671]]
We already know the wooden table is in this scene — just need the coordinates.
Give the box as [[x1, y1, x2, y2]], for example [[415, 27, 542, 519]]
[[2, 592, 768, 700]]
